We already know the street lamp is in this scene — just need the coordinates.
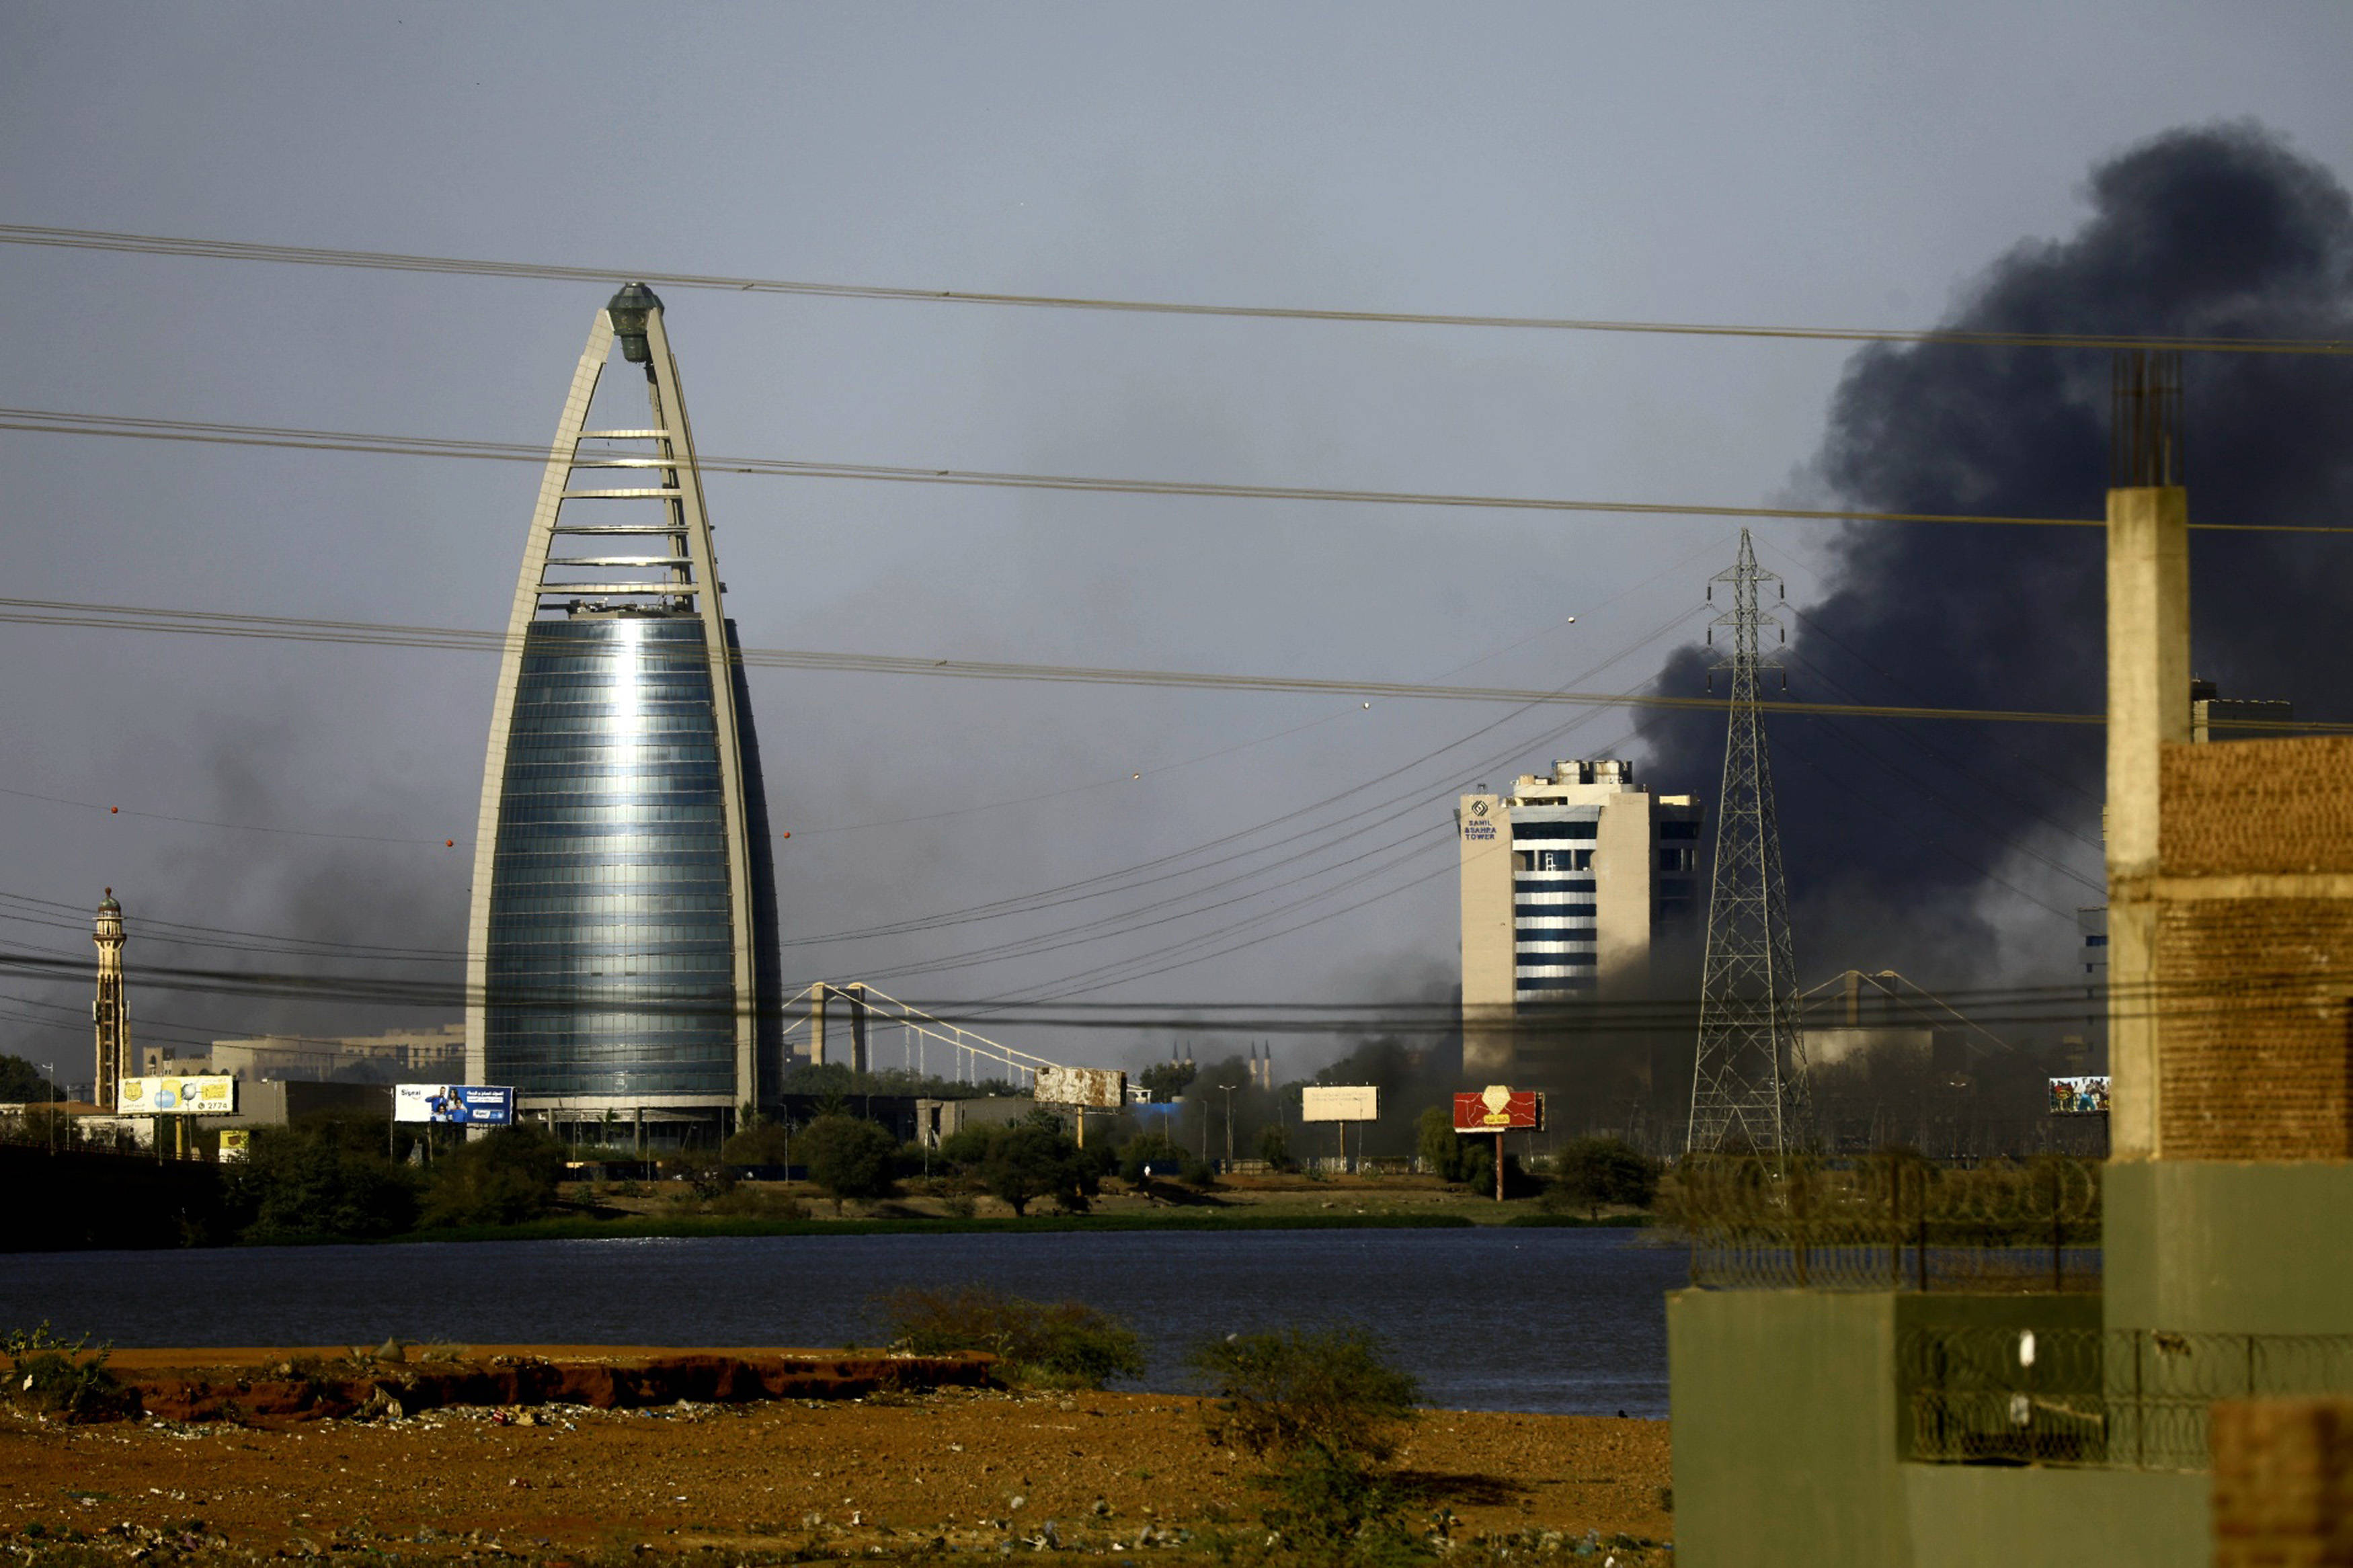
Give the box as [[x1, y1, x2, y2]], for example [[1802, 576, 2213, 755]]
[[1220, 1083, 1237, 1167]]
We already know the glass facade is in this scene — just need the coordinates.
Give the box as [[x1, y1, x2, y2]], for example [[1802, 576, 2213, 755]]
[[485, 614, 743, 1098], [1514, 812, 1601, 997]]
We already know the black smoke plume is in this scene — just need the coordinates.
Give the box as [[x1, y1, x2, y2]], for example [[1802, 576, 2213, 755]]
[[1640, 123, 2353, 1000]]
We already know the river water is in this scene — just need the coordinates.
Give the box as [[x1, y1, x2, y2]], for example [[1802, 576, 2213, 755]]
[[0, 1228, 1685, 1416]]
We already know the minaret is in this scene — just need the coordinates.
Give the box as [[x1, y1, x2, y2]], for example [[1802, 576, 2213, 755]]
[[93, 889, 128, 1111]]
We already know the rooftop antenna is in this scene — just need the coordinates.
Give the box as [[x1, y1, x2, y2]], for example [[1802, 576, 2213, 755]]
[[1687, 528, 1811, 1153]]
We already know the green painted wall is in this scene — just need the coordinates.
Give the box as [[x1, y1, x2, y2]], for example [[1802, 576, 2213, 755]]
[[1669, 1290, 2197, 1568], [1669, 1291, 1911, 1567], [2105, 1161, 2353, 1334], [1901, 1464, 2205, 1568]]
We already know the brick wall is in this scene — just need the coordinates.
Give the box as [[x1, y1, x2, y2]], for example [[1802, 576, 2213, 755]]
[[2211, 1396, 2353, 1567], [2155, 739, 2353, 1159], [2164, 738, 2353, 875]]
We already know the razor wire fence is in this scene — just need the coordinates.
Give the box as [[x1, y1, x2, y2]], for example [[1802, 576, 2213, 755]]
[[1899, 1323, 2353, 1471], [1661, 1151, 2102, 1292]]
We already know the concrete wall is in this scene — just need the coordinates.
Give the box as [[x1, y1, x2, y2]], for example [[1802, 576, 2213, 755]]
[[1669, 1289, 2201, 1568], [2106, 1161, 2353, 1335]]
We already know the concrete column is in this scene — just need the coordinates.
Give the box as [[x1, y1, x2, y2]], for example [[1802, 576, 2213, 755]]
[[846, 983, 869, 1075], [2105, 485, 2189, 1160], [1595, 792, 1655, 1001], [809, 983, 828, 1068]]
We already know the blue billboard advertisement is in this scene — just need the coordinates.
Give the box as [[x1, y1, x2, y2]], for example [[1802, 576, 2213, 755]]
[[394, 1083, 516, 1125]]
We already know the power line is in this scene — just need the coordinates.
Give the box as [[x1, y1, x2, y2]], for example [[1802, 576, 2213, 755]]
[[5, 405, 2347, 534], [4, 222, 2349, 357], [4, 591, 2258, 730]]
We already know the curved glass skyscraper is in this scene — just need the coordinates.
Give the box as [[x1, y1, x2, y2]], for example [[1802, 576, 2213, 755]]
[[465, 286, 780, 1134]]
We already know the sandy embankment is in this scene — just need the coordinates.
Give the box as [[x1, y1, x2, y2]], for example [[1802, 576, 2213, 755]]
[[1, 1346, 1675, 1561]]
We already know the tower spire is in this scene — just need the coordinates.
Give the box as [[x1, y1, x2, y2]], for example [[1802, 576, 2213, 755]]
[[93, 887, 128, 1111], [1687, 530, 1808, 1153]]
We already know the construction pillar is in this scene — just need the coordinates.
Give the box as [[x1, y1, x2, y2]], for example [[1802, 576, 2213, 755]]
[[810, 983, 829, 1067], [846, 983, 869, 1075], [2105, 354, 2189, 1162]]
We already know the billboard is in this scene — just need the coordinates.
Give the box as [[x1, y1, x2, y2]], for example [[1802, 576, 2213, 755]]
[[1033, 1065, 1127, 1110], [118, 1075, 237, 1116], [218, 1128, 252, 1162], [1301, 1085, 1379, 1122], [1453, 1085, 1545, 1133], [394, 1084, 516, 1125], [2048, 1076, 2111, 1116]]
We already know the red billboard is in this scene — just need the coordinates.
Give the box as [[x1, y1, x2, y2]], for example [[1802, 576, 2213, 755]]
[[1453, 1087, 1544, 1132]]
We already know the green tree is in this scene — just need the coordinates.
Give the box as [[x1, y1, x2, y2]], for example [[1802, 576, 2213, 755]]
[[982, 1113, 1096, 1215], [720, 1118, 795, 1167], [1548, 1136, 1661, 1218], [1136, 1060, 1199, 1101], [1258, 1122, 1295, 1171], [1189, 1327, 1423, 1567], [420, 1124, 567, 1228], [1416, 1105, 1476, 1183], [936, 1122, 1003, 1171], [0, 1055, 56, 1103], [792, 1114, 900, 1210], [227, 1123, 422, 1241]]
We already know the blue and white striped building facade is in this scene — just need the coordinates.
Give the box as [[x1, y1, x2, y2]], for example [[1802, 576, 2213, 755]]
[[1458, 759, 1704, 1081]]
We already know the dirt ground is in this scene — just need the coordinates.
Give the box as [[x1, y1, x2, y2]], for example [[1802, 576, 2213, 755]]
[[0, 1356, 1673, 1565]]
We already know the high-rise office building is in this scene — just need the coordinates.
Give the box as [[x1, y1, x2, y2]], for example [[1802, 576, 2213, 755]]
[[1457, 759, 1702, 1084], [464, 286, 781, 1137]]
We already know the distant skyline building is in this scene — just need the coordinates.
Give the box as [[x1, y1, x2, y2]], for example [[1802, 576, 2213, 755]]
[[1457, 759, 1704, 1085], [464, 285, 781, 1137], [92, 889, 128, 1111]]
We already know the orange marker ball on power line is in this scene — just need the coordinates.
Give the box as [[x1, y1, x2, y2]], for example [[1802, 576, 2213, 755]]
[[111, 807, 119, 813], [446, 839, 456, 848]]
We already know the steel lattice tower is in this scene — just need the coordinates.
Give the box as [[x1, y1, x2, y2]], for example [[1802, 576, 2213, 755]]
[[1687, 529, 1810, 1152]]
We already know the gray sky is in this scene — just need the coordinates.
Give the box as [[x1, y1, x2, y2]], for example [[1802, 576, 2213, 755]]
[[4, 2, 2350, 1081]]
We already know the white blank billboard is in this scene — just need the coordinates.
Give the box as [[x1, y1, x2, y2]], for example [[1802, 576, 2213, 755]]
[[1302, 1085, 1379, 1122]]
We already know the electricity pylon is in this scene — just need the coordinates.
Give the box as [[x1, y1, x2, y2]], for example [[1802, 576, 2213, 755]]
[[1687, 528, 1810, 1153]]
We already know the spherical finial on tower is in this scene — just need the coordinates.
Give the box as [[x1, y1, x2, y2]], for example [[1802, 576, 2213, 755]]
[[607, 282, 663, 364], [98, 887, 120, 913]]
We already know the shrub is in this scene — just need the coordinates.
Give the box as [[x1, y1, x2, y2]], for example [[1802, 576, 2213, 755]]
[[3, 1324, 138, 1422], [702, 1185, 809, 1221], [1189, 1326, 1419, 1464], [1415, 1106, 1476, 1183], [720, 1119, 795, 1167], [792, 1115, 900, 1210], [1258, 1123, 1295, 1171], [1117, 1129, 1188, 1185], [885, 1285, 1145, 1389], [1546, 1137, 1662, 1218], [226, 1123, 421, 1241], [1189, 1327, 1424, 1566], [420, 1124, 567, 1229]]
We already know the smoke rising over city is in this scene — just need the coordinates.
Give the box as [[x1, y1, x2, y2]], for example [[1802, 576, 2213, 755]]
[[1638, 123, 2353, 1000]]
